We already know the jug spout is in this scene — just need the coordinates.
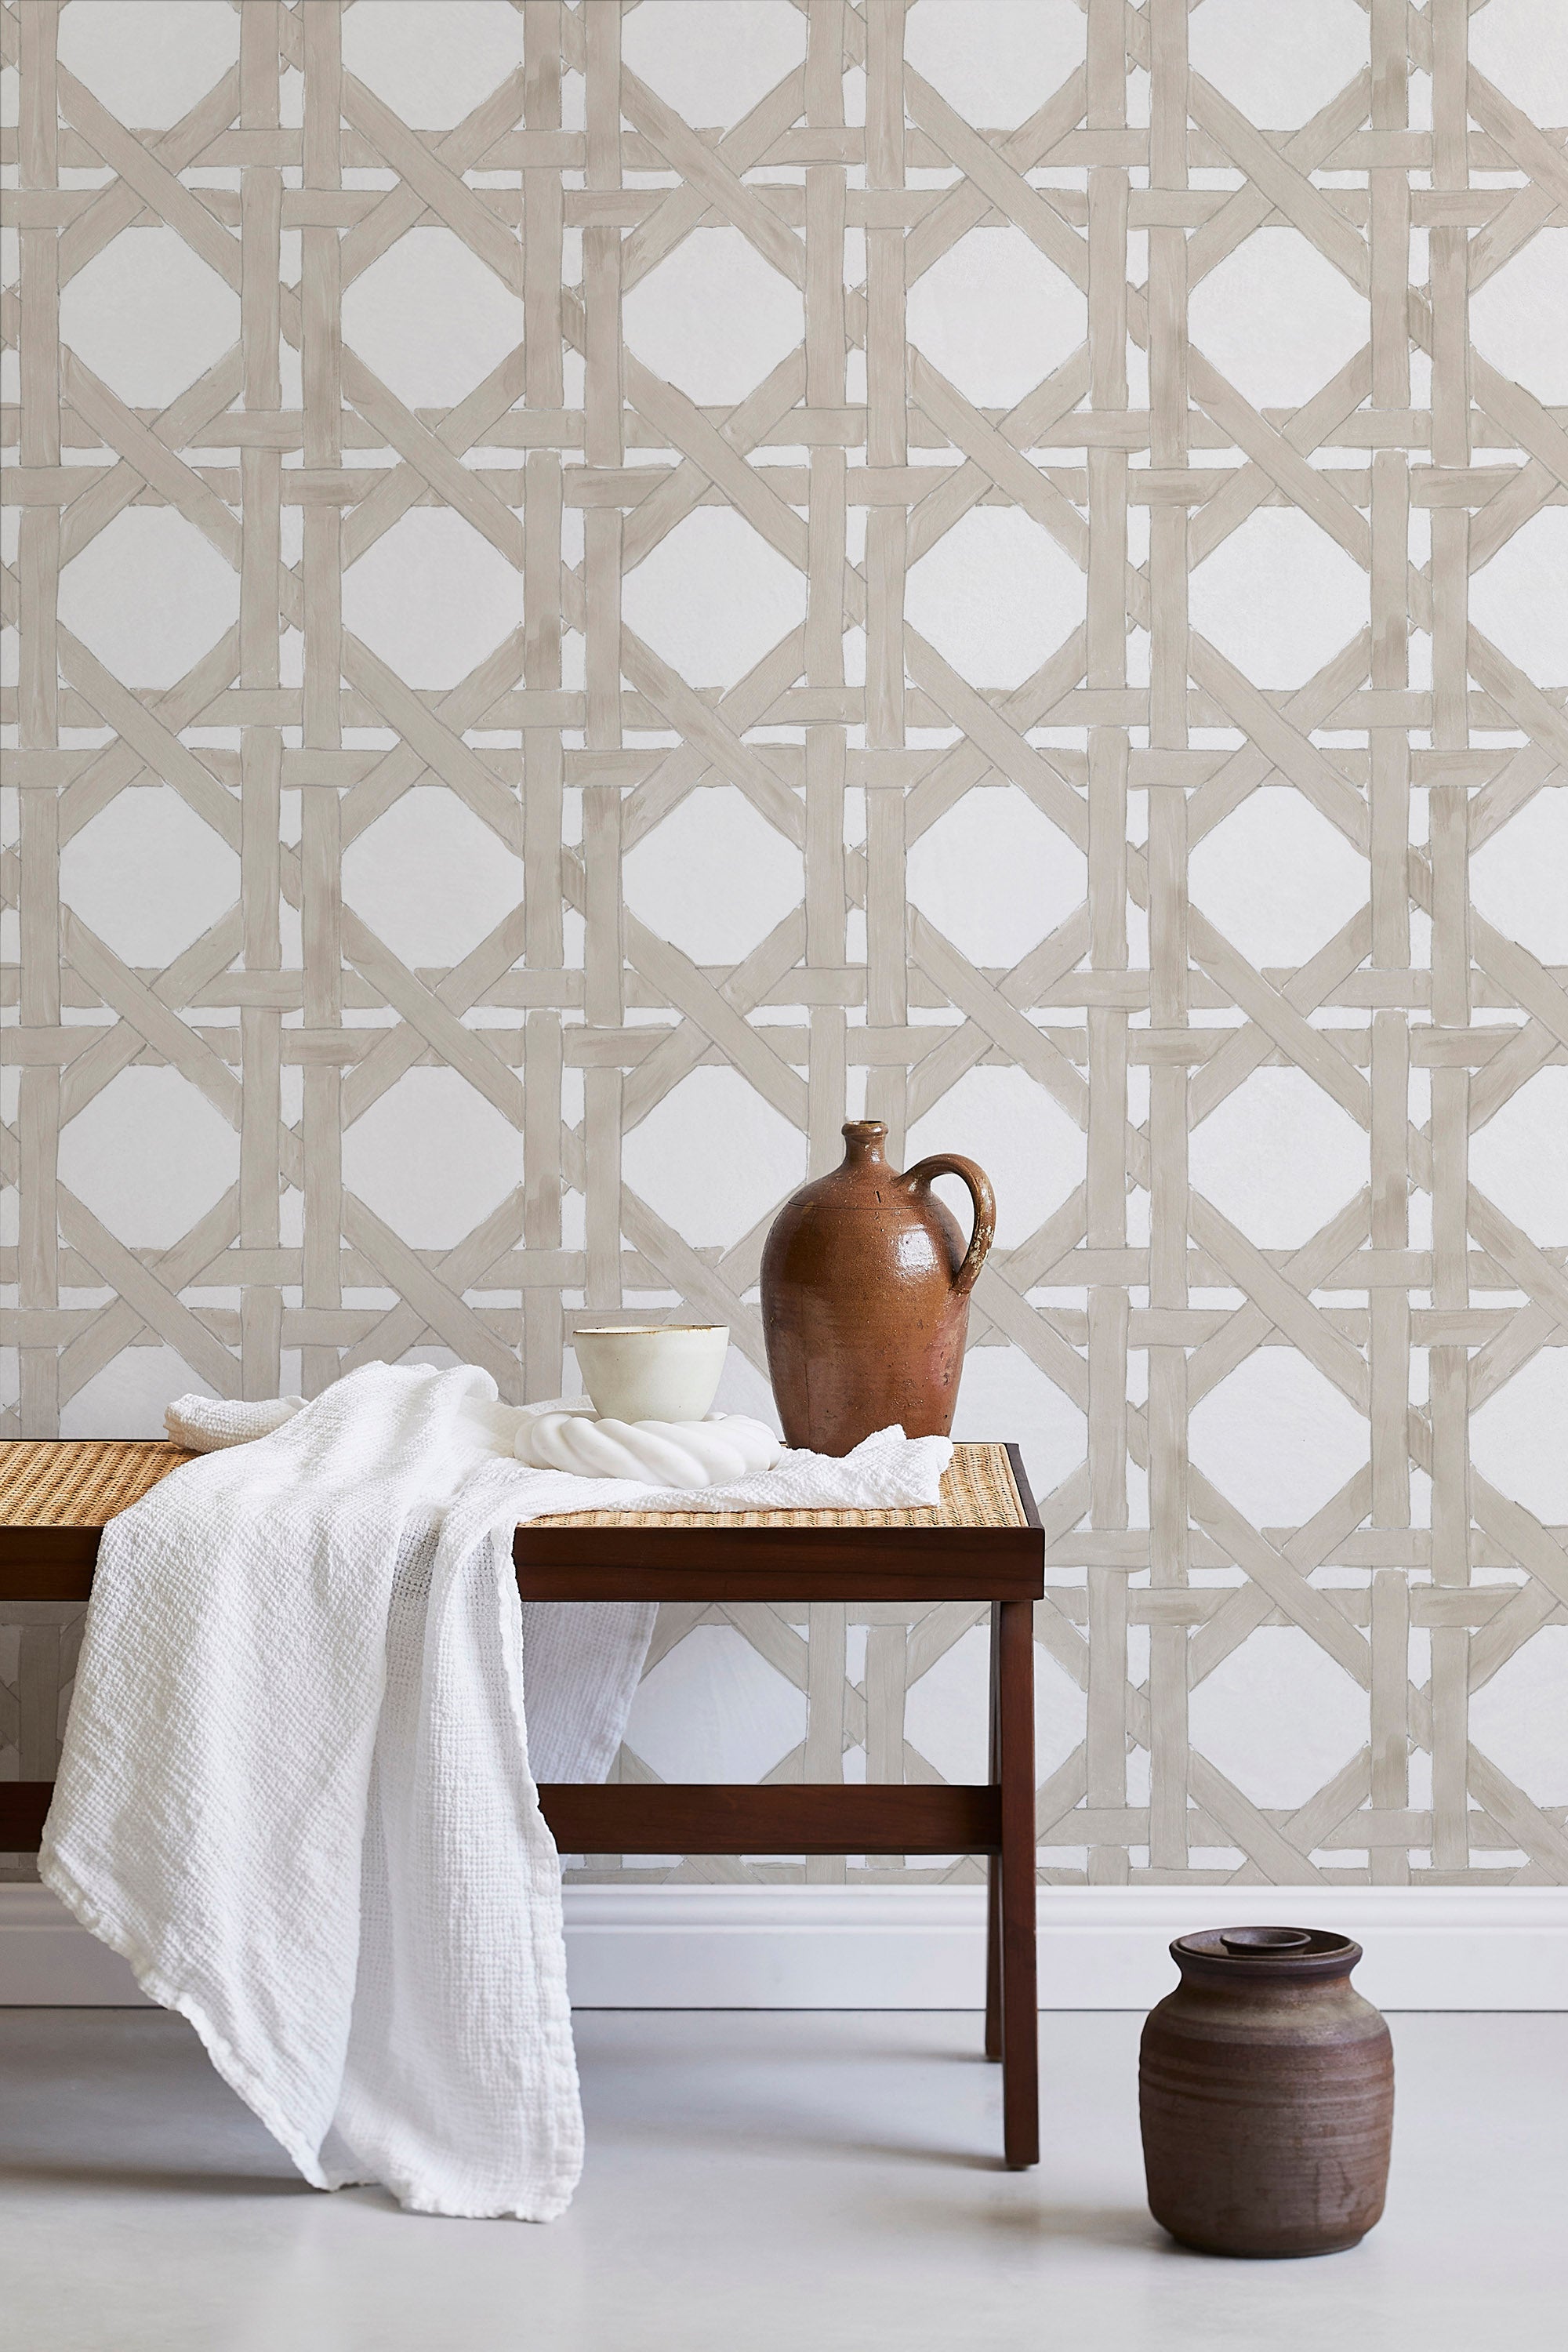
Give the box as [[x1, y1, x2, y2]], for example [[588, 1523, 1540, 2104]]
[[840, 1119, 888, 1163]]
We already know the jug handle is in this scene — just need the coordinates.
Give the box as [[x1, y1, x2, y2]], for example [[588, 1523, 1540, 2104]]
[[902, 1155, 996, 1299]]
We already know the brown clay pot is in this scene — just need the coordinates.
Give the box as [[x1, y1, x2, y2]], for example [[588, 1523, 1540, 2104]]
[[1139, 1926, 1394, 2259], [760, 1121, 995, 1456]]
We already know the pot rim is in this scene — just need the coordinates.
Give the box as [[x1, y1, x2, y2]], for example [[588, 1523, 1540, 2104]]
[[1171, 1925, 1364, 1980]]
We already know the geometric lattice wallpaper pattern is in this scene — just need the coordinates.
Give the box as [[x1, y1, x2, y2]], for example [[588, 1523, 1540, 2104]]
[[2, 0, 1566, 1889]]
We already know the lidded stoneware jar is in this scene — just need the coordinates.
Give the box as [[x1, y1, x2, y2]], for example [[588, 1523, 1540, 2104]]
[[1139, 1926, 1394, 2259], [760, 1120, 994, 1457]]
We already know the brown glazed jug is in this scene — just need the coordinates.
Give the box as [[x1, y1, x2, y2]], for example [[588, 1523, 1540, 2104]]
[[760, 1120, 995, 1455], [1139, 1927, 1394, 2259]]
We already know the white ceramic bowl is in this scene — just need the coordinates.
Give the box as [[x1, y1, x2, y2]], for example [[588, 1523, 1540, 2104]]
[[572, 1325, 729, 1425]]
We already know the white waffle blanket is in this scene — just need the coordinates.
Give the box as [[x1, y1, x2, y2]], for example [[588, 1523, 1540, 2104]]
[[42, 1361, 953, 2219]]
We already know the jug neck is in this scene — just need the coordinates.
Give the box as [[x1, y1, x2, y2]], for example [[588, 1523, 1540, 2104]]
[[840, 1120, 890, 1170]]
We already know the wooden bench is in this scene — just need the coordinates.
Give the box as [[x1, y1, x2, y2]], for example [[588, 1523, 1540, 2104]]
[[0, 1436, 1043, 2169]]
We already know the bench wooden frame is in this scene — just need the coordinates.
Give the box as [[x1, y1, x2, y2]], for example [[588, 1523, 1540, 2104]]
[[0, 1440, 1043, 2171]]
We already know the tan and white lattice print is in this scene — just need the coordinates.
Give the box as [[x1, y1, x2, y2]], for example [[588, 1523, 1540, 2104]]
[[2, 1, 1566, 1889]]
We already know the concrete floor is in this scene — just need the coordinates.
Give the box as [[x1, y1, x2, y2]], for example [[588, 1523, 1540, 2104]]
[[1, 2009, 1563, 2352]]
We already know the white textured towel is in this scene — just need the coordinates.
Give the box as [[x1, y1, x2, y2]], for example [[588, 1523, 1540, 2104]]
[[42, 1363, 953, 2219]]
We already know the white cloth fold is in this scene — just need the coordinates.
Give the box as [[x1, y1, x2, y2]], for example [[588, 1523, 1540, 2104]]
[[42, 1363, 953, 2220], [165, 1392, 306, 1448], [515, 1408, 783, 1485]]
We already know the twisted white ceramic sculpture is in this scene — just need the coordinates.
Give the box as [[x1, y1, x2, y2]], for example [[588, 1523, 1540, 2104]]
[[515, 1410, 783, 1488]]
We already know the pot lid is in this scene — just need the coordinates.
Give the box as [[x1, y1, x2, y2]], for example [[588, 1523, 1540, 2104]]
[[1171, 1925, 1363, 1974]]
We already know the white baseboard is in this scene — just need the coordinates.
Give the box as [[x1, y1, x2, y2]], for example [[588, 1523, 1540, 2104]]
[[3, 1882, 1564, 2009]]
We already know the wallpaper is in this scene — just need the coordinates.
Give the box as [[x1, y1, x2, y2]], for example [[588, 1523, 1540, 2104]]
[[2, 0, 1566, 1893]]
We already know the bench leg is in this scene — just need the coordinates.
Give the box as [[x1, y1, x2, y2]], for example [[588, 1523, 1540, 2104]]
[[996, 1596, 1038, 2169], [985, 1613, 1001, 2060], [984, 1855, 1002, 2060]]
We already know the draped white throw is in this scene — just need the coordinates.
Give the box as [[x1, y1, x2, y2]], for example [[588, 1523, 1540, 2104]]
[[42, 1362, 953, 2217]]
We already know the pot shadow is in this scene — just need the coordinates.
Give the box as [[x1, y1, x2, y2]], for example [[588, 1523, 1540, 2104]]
[[789, 2137, 1006, 2172], [863, 2191, 1167, 2250]]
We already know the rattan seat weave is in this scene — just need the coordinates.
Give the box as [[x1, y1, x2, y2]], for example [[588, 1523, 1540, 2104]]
[[0, 1437, 1023, 1535], [531, 1442, 1025, 1530], [0, 1440, 194, 1526]]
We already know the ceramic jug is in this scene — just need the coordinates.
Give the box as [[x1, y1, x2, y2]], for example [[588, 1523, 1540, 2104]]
[[760, 1121, 995, 1456], [1139, 1926, 1395, 2259]]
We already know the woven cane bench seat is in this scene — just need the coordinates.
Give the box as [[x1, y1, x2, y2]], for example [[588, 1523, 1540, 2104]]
[[534, 1440, 1027, 1529], [0, 1436, 1025, 1534], [0, 1439, 197, 1526]]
